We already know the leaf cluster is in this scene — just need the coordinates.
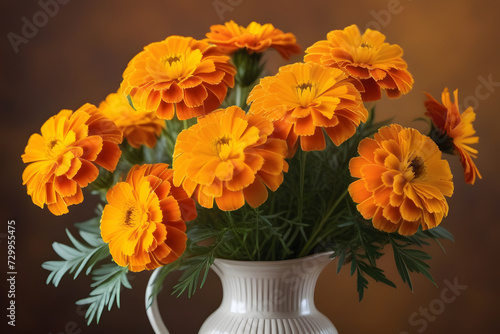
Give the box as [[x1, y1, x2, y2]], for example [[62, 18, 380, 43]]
[[331, 211, 454, 300], [151, 107, 455, 301], [42, 215, 132, 325]]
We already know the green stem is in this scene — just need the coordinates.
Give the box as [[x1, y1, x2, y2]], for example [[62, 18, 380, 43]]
[[254, 208, 260, 261], [298, 150, 307, 224], [163, 124, 176, 157], [235, 84, 248, 110], [235, 84, 242, 108], [298, 188, 349, 258], [226, 211, 253, 260]]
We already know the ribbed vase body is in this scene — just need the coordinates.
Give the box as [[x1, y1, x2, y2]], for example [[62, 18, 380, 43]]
[[199, 252, 337, 334]]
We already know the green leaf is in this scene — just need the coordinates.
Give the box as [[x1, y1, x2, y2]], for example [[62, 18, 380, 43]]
[[76, 263, 131, 325], [336, 251, 346, 274], [187, 226, 223, 244], [345, 249, 395, 301], [126, 94, 136, 111], [42, 226, 110, 287], [425, 226, 455, 242], [74, 216, 101, 234], [390, 236, 437, 291], [356, 266, 368, 301], [173, 253, 215, 297]]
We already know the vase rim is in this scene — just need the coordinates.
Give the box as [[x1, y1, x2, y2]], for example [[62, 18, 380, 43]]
[[212, 251, 334, 266]]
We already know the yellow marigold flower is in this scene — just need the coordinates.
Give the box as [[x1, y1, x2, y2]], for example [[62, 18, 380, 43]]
[[348, 124, 454, 236], [22, 104, 123, 215], [305, 24, 413, 101], [206, 20, 301, 59], [173, 106, 289, 211], [99, 89, 165, 149], [247, 62, 367, 154], [424, 88, 482, 184], [100, 164, 197, 272], [121, 36, 236, 120]]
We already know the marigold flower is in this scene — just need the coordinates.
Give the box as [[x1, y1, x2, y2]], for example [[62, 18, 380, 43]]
[[99, 89, 165, 149], [101, 164, 197, 272], [121, 36, 236, 120], [424, 88, 482, 184], [22, 104, 123, 215], [173, 106, 289, 211], [247, 62, 367, 154], [348, 124, 454, 236], [305, 24, 413, 101], [206, 20, 301, 59]]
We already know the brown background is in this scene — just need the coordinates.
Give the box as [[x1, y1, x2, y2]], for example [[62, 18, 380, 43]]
[[2, 0, 500, 333]]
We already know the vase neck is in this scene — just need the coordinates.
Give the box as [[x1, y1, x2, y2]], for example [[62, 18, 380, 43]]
[[211, 253, 333, 317]]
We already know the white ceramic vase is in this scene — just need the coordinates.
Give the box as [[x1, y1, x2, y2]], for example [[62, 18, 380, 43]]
[[146, 252, 337, 334]]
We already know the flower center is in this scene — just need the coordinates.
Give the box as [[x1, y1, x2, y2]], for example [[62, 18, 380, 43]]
[[124, 208, 134, 225], [409, 156, 426, 179], [295, 82, 316, 107], [45, 137, 67, 159], [353, 40, 377, 64], [160, 48, 203, 80], [214, 135, 238, 161], [165, 55, 181, 65], [49, 139, 60, 149], [296, 82, 313, 91], [122, 203, 141, 228]]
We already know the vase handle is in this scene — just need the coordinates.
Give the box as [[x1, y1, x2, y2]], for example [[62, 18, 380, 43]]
[[145, 268, 170, 334]]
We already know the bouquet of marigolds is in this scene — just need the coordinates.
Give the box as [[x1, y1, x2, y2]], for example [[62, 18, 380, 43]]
[[21, 22, 481, 324]]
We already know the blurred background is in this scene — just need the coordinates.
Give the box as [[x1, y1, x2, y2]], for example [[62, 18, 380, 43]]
[[1, 0, 499, 333]]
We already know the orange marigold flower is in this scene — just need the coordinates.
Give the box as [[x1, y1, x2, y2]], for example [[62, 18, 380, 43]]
[[173, 106, 289, 211], [99, 89, 165, 149], [304, 24, 413, 101], [22, 104, 123, 215], [348, 124, 454, 236], [247, 62, 367, 154], [424, 88, 482, 184], [100, 164, 197, 272], [206, 20, 301, 59], [121, 36, 236, 121]]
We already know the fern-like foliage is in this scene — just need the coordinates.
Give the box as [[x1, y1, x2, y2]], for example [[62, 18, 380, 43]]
[[332, 218, 396, 301], [76, 263, 131, 325], [172, 251, 216, 297], [332, 216, 454, 300], [42, 217, 109, 287], [389, 235, 435, 290], [42, 216, 133, 325]]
